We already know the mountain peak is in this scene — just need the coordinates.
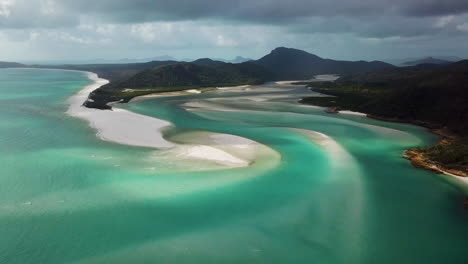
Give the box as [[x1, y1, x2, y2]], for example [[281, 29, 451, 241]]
[[192, 58, 225, 66], [268, 47, 321, 59], [402, 57, 451, 66], [256, 47, 394, 80]]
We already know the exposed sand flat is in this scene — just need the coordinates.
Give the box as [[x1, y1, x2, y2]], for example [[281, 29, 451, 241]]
[[130, 90, 200, 102], [67, 73, 175, 149], [216, 85, 297, 93], [183, 91, 303, 111], [220, 94, 294, 102], [339, 110, 367, 116], [275, 80, 309, 85], [313, 74, 340, 81], [169, 131, 279, 167], [275, 75, 339, 85], [186, 89, 202, 94], [217, 85, 251, 90], [67, 73, 279, 169], [183, 100, 245, 112]]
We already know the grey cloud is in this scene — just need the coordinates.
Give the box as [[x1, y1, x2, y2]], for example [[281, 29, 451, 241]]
[[63, 0, 468, 23], [403, 0, 468, 16], [1, 0, 467, 40], [0, 0, 467, 62], [0, 0, 77, 29], [289, 13, 468, 39]]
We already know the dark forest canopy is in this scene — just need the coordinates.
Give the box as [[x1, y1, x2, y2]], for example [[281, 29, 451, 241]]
[[300, 60, 468, 135]]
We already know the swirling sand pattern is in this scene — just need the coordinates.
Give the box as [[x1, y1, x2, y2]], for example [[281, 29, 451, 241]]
[[0, 69, 467, 264]]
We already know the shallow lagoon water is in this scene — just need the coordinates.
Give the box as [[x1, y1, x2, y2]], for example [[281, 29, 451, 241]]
[[0, 69, 467, 264]]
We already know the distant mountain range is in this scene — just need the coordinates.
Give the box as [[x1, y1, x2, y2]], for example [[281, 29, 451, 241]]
[[0, 61, 24, 68], [19, 55, 254, 65], [402, 57, 452, 66], [211, 56, 253, 64], [19, 56, 179, 65], [384, 56, 464, 66]]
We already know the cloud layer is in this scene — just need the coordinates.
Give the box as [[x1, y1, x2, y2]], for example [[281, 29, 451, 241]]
[[0, 0, 467, 61]]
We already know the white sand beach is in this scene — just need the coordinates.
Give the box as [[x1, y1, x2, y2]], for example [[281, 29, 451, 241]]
[[339, 110, 367, 116], [67, 73, 175, 149], [67, 72, 279, 168]]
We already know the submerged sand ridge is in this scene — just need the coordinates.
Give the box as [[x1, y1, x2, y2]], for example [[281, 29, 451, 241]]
[[67, 72, 280, 169]]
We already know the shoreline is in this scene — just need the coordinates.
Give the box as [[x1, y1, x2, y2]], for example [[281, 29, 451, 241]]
[[67, 72, 175, 149], [67, 71, 280, 169], [403, 128, 468, 187], [365, 115, 468, 182], [317, 106, 468, 188], [68, 72, 467, 187]]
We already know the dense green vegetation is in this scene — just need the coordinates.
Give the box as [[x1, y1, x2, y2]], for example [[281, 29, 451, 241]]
[[300, 60, 468, 172], [83, 48, 397, 109], [402, 57, 451, 66], [418, 137, 468, 172], [301, 60, 468, 134], [85, 61, 273, 109]]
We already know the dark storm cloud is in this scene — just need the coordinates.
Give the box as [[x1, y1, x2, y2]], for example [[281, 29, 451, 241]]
[[403, 0, 468, 16], [290, 15, 454, 38], [1, 0, 467, 39], [62, 0, 468, 23]]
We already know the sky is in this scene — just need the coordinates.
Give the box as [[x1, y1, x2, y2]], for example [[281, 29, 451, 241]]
[[0, 0, 467, 62]]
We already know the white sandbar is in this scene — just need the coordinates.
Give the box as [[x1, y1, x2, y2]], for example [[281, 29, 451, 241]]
[[67, 72, 175, 149], [67, 73, 279, 168]]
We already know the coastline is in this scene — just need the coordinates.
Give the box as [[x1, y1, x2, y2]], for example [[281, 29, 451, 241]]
[[403, 129, 468, 187], [67, 72, 175, 149], [67, 72, 280, 169], [68, 72, 467, 188], [318, 106, 468, 189], [365, 114, 468, 181]]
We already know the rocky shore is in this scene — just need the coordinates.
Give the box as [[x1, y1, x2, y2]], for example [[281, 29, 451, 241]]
[[322, 110, 468, 187], [364, 115, 467, 179], [403, 128, 467, 178]]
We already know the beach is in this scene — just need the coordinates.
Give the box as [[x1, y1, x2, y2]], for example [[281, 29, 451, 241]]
[[67, 72, 280, 169]]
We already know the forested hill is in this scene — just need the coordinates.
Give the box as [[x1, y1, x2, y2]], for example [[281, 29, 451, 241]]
[[301, 60, 468, 135], [0, 61, 25, 68], [84, 61, 273, 109], [255, 47, 395, 80], [402, 57, 452, 66]]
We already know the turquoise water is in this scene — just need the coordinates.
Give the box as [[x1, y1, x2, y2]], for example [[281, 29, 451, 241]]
[[0, 68, 466, 264]]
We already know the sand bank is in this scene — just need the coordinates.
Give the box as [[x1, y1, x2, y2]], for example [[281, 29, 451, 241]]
[[339, 110, 367, 116], [67, 72, 175, 149], [67, 73, 279, 168]]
